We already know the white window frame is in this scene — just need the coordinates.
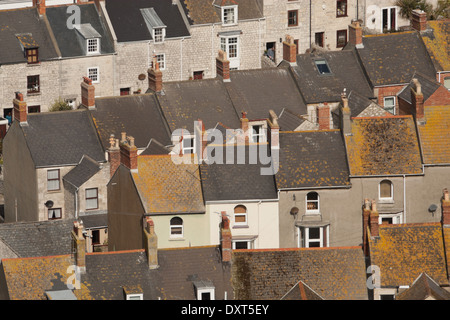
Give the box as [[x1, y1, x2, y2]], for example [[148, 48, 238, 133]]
[[232, 239, 254, 250], [47, 169, 60, 191], [378, 179, 393, 202], [298, 226, 329, 248], [197, 288, 215, 300], [86, 38, 100, 55], [155, 53, 166, 70], [220, 36, 239, 59], [381, 7, 398, 32], [379, 212, 402, 225], [48, 208, 62, 220], [85, 188, 99, 210], [87, 67, 100, 83], [221, 6, 238, 25], [250, 124, 266, 143], [126, 294, 143, 300], [383, 96, 396, 115], [181, 135, 195, 155], [306, 192, 320, 214], [170, 217, 184, 238], [153, 27, 165, 44]]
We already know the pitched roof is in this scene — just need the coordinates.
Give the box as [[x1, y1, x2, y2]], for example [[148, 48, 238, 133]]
[[63, 155, 102, 188], [0, 7, 59, 64], [395, 273, 450, 300], [21, 109, 106, 168], [417, 105, 450, 164], [0, 219, 73, 258], [89, 93, 172, 150], [397, 72, 442, 105], [231, 246, 368, 300], [344, 116, 423, 176], [140, 139, 171, 156], [421, 20, 450, 71], [287, 50, 374, 103], [353, 32, 437, 86], [277, 108, 307, 131], [275, 130, 350, 189], [200, 145, 278, 201], [46, 3, 115, 57], [105, 0, 190, 42], [281, 281, 324, 300], [131, 155, 205, 214], [180, 0, 263, 25], [368, 223, 448, 287]]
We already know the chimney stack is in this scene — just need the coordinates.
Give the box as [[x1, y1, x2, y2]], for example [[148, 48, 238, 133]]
[[13, 92, 28, 126], [32, 0, 46, 15], [362, 199, 371, 256], [221, 211, 232, 262], [268, 110, 280, 149], [216, 50, 231, 82], [143, 217, 159, 269], [120, 132, 138, 172], [340, 90, 352, 135], [239, 111, 249, 144], [72, 220, 86, 274], [283, 35, 297, 65], [108, 134, 120, 178], [369, 200, 379, 237], [317, 103, 331, 130], [81, 77, 95, 109], [348, 19, 363, 48], [411, 78, 424, 122], [148, 57, 163, 93], [411, 9, 427, 32], [442, 188, 450, 226]]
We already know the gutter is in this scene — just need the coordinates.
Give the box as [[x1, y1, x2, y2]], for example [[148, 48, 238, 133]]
[[278, 185, 352, 191]]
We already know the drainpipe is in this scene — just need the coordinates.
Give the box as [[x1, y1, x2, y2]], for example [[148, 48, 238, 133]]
[[309, 0, 312, 49], [75, 187, 79, 220], [403, 175, 406, 223]]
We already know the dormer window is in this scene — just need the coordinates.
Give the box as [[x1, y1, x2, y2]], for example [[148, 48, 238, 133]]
[[222, 6, 238, 25], [87, 38, 100, 54], [141, 8, 167, 44], [16, 34, 39, 64], [26, 48, 39, 64], [75, 24, 102, 56], [193, 280, 215, 300]]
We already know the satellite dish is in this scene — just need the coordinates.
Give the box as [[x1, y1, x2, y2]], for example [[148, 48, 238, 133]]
[[45, 200, 54, 208], [428, 204, 438, 212], [290, 207, 299, 216]]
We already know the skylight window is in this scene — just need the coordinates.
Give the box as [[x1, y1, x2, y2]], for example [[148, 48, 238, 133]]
[[315, 59, 331, 75]]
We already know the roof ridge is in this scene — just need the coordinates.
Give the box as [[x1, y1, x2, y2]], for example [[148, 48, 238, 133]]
[[380, 222, 441, 228], [234, 245, 362, 253]]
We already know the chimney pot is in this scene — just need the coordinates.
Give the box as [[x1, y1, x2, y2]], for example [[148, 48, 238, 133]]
[[411, 79, 424, 121], [72, 220, 86, 273], [369, 200, 379, 237]]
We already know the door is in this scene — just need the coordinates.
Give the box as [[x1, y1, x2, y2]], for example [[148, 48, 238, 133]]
[[221, 36, 240, 70]]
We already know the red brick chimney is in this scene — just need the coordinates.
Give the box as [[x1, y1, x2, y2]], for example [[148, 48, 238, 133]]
[[411, 78, 424, 121], [221, 211, 232, 262], [13, 92, 27, 125], [216, 50, 230, 82], [120, 132, 138, 171], [411, 9, 427, 32], [148, 56, 163, 93], [317, 103, 331, 130], [81, 77, 95, 109], [33, 0, 46, 15], [362, 199, 371, 256], [108, 134, 120, 178], [268, 110, 279, 149], [143, 217, 158, 269], [239, 111, 249, 144], [369, 200, 379, 237], [72, 220, 86, 274], [442, 188, 450, 226], [283, 35, 297, 65], [348, 19, 363, 48]]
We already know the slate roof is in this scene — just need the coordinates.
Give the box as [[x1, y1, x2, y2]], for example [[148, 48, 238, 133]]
[[416, 105, 450, 164], [89, 93, 172, 150], [277, 108, 307, 131], [131, 155, 205, 214], [421, 20, 450, 71], [200, 145, 278, 201], [0, 219, 73, 258], [157, 79, 241, 132], [397, 72, 442, 105], [275, 130, 350, 189], [46, 3, 115, 57], [223, 68, 307, 121], [20, 109, 106, 168], [79, 213, 108, 229], [231, 246, 368, 300], [180, 0, 263, 25], [105, 0, 190, 42], [1, 245, 232, 300], [63, 155, 102, 188], [281, 281, 324, 300], [351, 32, 437, 87], [140, 139, 171, 156], [0, 7, 59, 64], [344, 116, 423, 176], [395, 273, 450, 300], [286, 50, 374, 103], [368, 223, 449, 287]]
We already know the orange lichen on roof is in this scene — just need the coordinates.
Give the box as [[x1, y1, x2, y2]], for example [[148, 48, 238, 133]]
[[131, 155, 205, 214], [345, 116, 423, 176], [421, 20, 450, 71], [368, 223, 448, 287], [417, 105, 450, 164]]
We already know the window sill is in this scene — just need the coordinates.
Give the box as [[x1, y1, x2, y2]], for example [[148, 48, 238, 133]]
[[169, 237, 185, 241], [378, 199, 394, 204], [232, 225, 249, 229], [26, 63, 41, 67], [305, 211, 320, 215], [336, 15, 348, 18], [27, 92, 41, 96]]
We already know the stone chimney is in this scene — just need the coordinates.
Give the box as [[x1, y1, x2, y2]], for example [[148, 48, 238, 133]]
[[33, 0, 46, 15], [221, 211, 232, 262], [216, 50, 230, 82], [411, 78, 424, 122], [13, 92, 28, 126], [411, 9, 427, 32], [239, 111, 249, 144], [120, 132, 138, 172], [194, 119, 207, 162], [81, 77, 95, 109], [369, 200, 379, 237], [108, 134, 120, 178], [143, 217, 158, 269], [268, 110, 280, 149], [340, 90, 352, 135], [148, 57, 163, 93], [283, 35, 297, 65], [317, 103, 331, 130], [442, 188, 450, 226], [72, 220, 86, 274], [348, 19, 363, 48], [362, 199, 371, 256]]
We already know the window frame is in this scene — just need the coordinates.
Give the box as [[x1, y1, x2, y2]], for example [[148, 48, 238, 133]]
[[126, 294, 143, 300], [379, 180, 393, 202], [47, 169, 60, 191], [26, 48, 39, 64], [222, 6, 238, 25], [383, 96, 396, 115], [381, 7, 397, 31], [298, 225, 329, 248], [336, 0, 348, 17], [250, 124, 266, 143], [87, 67, 100, 83], [306, 192, 320, 214], [233, 205, 248, 226], [336, 29, 347, 48], [288, 10, 299, 27], [48, 208, 62, 220], [154, 53, 166, 70], [85, 187, 99, 210], [232, 239, 254, 250], [181, 135, 195, 155], [27, 75, 40, 94], [314, 59, 331, 75], [170, 217, 184, 238], [86, 38, 100, 55]]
